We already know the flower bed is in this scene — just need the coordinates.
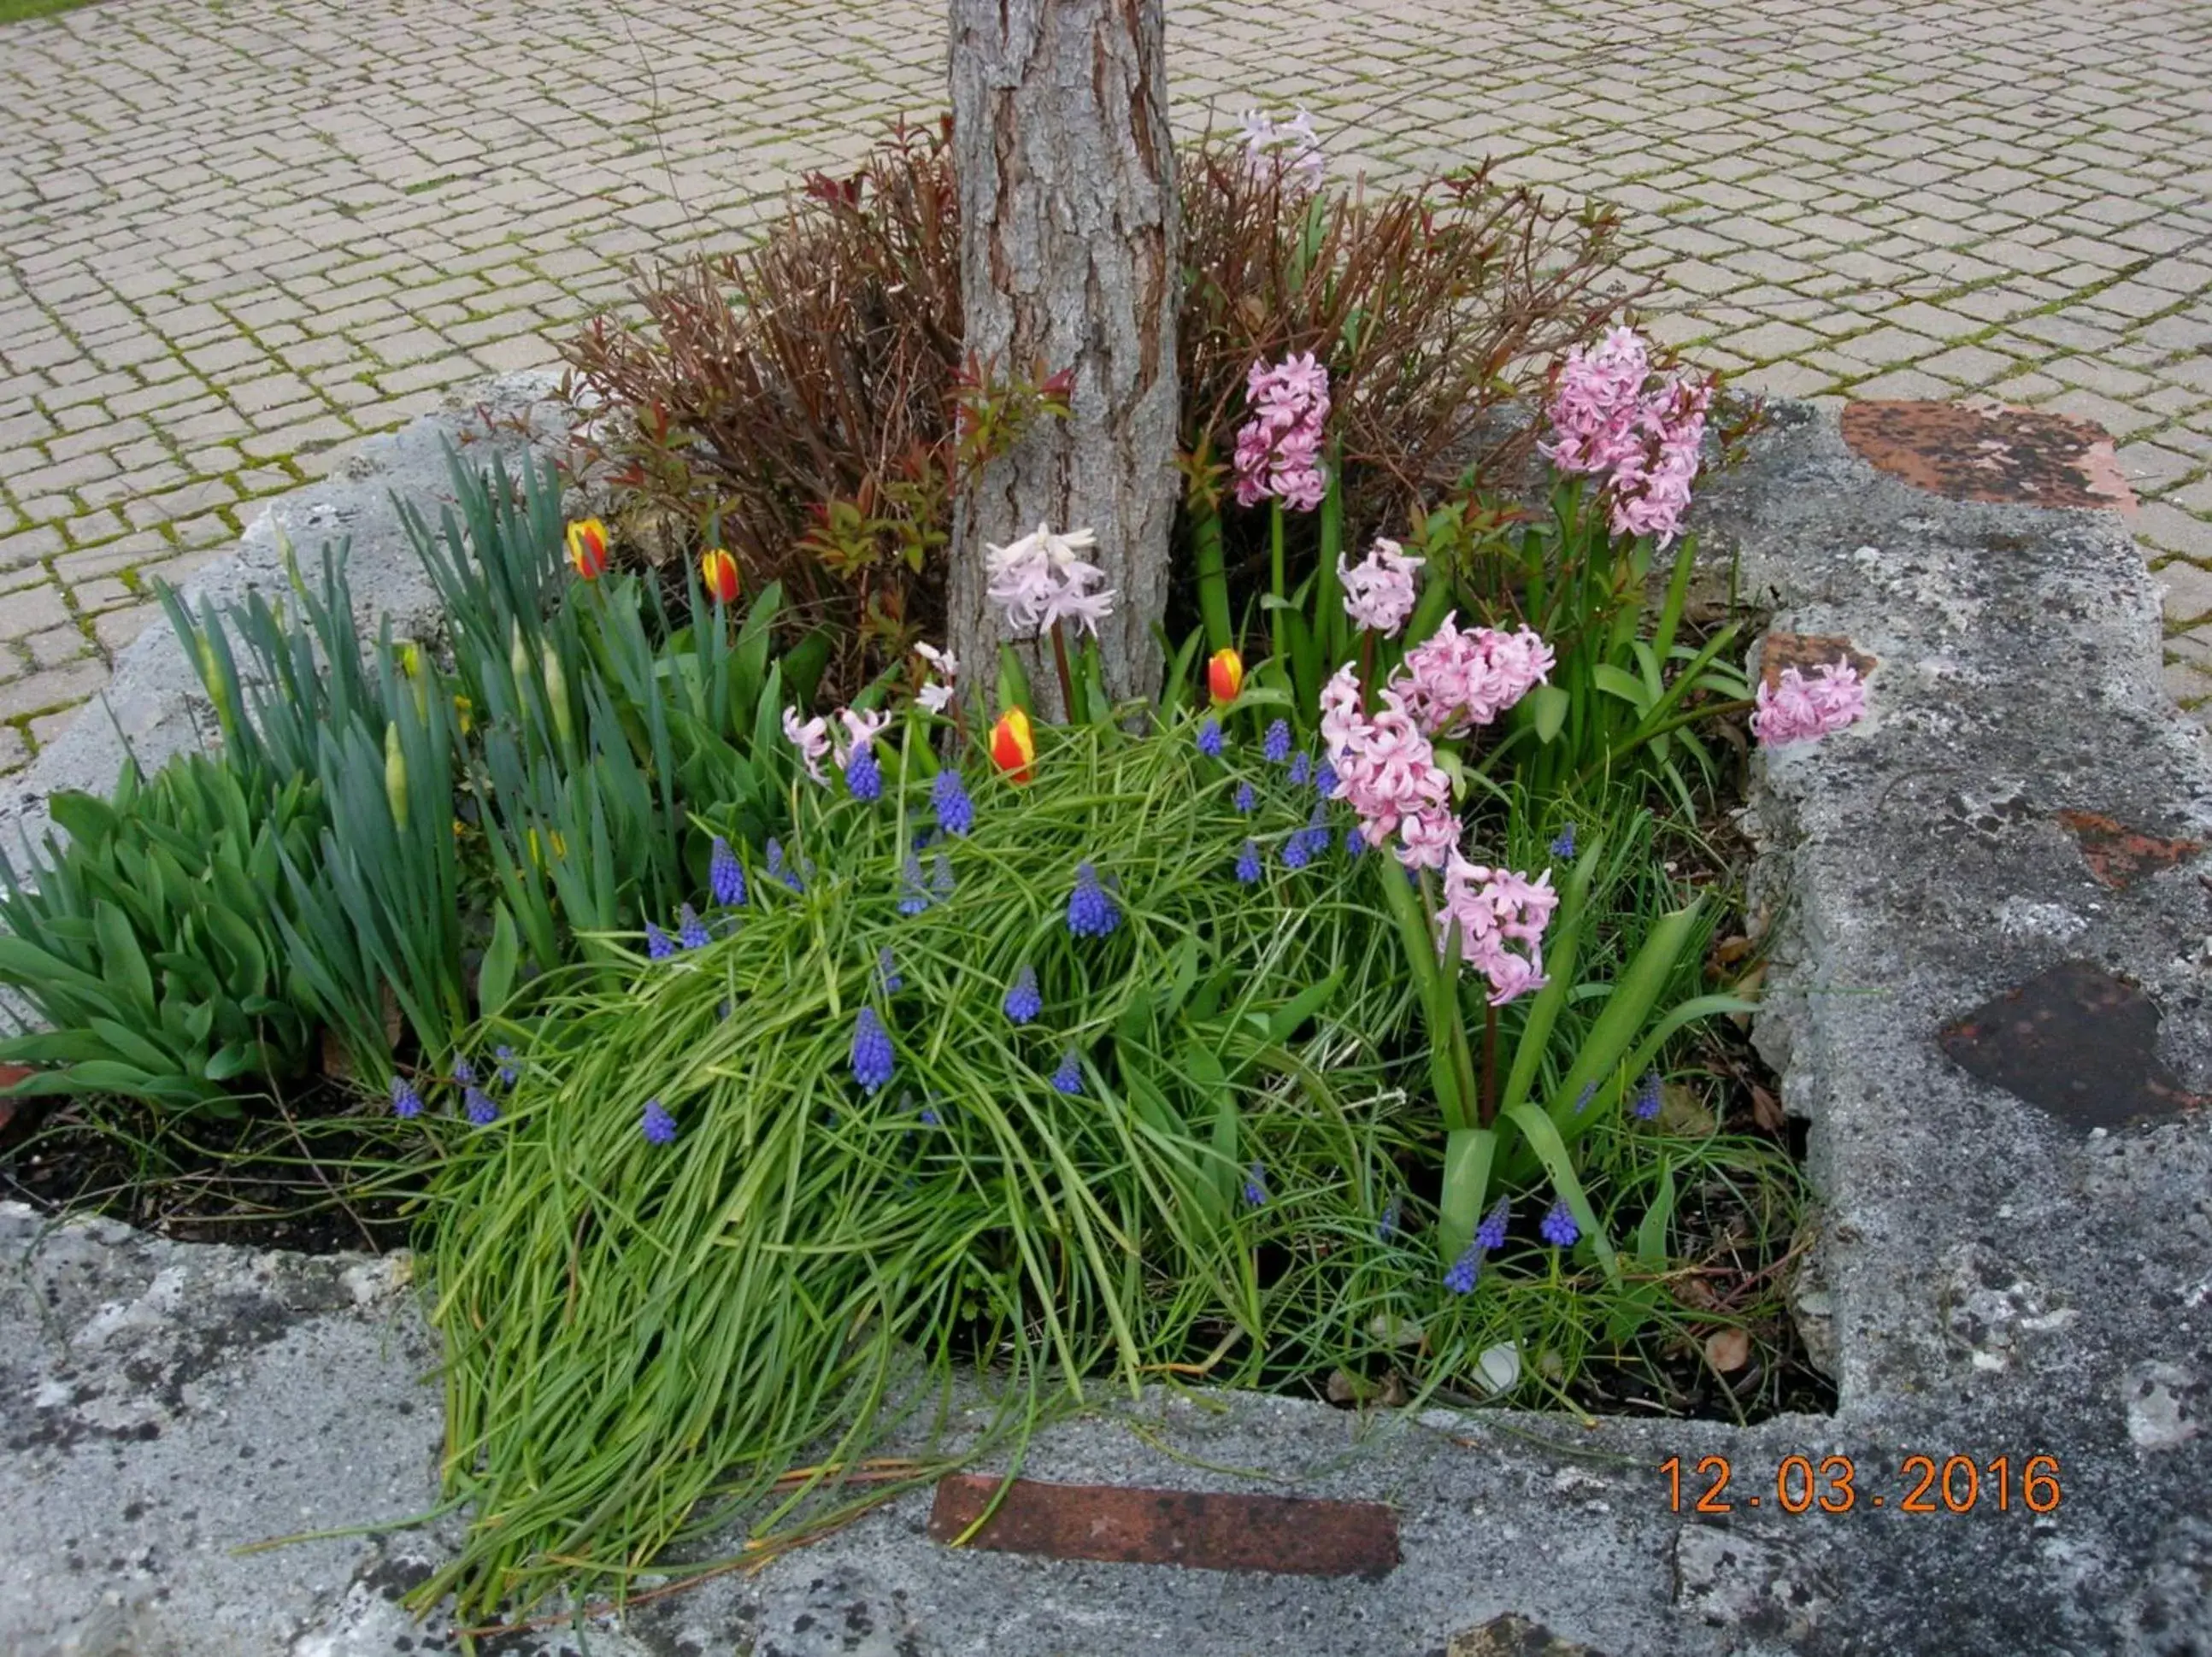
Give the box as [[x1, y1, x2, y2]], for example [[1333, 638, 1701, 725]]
[[0, 111, 1871, 1626]]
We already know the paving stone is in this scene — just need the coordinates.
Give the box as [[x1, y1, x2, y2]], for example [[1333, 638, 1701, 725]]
[[0, 585, 72, 643], [0, 0, 2208, 730], [23, 624, 92, 671], [0, 659, 106, 720]]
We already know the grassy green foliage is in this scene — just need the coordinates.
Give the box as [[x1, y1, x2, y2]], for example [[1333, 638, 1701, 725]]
[[0, 756, 324, 1108], [420, 709, 1786, 1617]]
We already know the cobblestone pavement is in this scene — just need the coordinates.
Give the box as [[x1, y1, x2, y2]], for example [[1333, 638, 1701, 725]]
[[4, 0, 2211, 770]]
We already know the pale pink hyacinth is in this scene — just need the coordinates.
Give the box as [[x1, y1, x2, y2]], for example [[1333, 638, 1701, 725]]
[[783, 707, 832, 785], [1320, 662, 1366, 763], [1339, 536, 1424, 636], [1750, 659, 1868, 745], [1238, 107, 1324, 191], [1395, 614, 1556, 739], [914, 642, 957, 714], [1233, 353, 1331, 512], [1437, 853, 1557, 1006], [832, 707, 891, 767], [1544, 325, 1715, 547], [1330, 687, 1452, 855], [985, 523, 1117, 638]]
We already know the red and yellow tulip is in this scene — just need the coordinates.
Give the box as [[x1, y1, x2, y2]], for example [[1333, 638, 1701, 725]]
[[566, 518, 609, 580], [989, 707, 1035, 784], [1207, 646, 1244, 705], [701, 546, 740, 606]]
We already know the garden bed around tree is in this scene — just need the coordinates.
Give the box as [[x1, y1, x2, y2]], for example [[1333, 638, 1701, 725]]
[[3, 391, 2206, 1657]]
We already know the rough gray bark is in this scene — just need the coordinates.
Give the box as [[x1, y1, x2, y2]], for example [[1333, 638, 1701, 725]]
[[947, 0, 1180, 715]]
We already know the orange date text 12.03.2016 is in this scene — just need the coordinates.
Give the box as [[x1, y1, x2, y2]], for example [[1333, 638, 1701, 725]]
[[1662, 1454, 2063, 1516]]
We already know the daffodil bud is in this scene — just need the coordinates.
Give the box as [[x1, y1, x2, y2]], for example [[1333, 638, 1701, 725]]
[[542, 642, 572, 749], [509, 619, 530, 691], [384, 722, 409, 831]]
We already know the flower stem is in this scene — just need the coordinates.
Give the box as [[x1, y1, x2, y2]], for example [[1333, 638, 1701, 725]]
[[1048, 621, 1078, 723], [1270, 502, 1286, 611], [1480, 1003, 1498, 1129]]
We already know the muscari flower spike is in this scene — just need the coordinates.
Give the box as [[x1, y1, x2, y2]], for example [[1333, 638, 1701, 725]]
[[1243, 1161, 1268, 1207], [1550, 824, 1578, 860], [645, 920, 675, 961], [1344, 826, 1366, 858], [642, 1098, 678, 1145], [1444, 1241, 1482, 1296], [1197, 719, 1224, 759], [1235, 840, 1263, 884], [1003, 966, 1042, 1025], [767, 837, 803, 892], [1264, 720, 1291, 764], [494, 1045, 518, 1088], [1476, 1196, 1510, 1252], [391, 1075, 423, 1119], [710, 836, 747, 907], [1289, 753, 1310, 787], [1633, 1071, 1662, 1120], [845, 744, 883, 802], [678, 904, 711, 950], [451, 1055, 476, 1086], [1234, 781, 1256, 814], [1376, 1194, 1402, 1242], [878, 945, 902, 994], [1283, 829, 1311, 871], [1315, 760, 1338, 797], [932, 768, 974, 836], [850, 1007, 894, 1093], [932, 851, 954, 896], [464, 1085, 499, 1127], [1066, 861, 1121, 938], [1050, 1049, 1083, 1096], [898, 852, 930, 916], [1541, 1196, 1580, 1248]]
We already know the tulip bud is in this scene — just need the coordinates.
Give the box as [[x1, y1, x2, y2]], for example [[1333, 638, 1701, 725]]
[[542, 642, 573, 750], [989, 708, 1036, 784], [1207, 647, 1244, 705], [566, 518, 610, 580], [701, 546, 740, 606], [384, 722, 409, 831]]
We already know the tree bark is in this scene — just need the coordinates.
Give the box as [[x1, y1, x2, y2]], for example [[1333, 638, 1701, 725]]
[[947, 0, 1180, 716]]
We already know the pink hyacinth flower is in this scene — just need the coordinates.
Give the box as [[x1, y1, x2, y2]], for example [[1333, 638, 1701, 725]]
[[1340, 537, 1424, 637], [1751, 659, 1867, 745], [783, 707, 832, 785]]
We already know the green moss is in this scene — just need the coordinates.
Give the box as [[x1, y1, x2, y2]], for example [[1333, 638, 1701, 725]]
[[0, 0, 97, 23]]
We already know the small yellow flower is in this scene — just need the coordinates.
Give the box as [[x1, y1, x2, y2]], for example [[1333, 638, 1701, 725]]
[[384, 723, 409, 831]]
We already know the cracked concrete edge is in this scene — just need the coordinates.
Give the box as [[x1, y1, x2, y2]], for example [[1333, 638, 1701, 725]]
[[0, 370, 572, 880]]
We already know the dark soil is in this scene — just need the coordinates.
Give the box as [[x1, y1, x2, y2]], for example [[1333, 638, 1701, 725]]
[[0, 1081, 421, 1255]]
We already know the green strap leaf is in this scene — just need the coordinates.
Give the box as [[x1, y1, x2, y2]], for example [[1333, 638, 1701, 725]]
[[1503, 1102, 1620, 1282]]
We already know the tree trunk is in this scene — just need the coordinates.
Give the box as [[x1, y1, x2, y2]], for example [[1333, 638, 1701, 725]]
[[947, 0, 1180, 716]]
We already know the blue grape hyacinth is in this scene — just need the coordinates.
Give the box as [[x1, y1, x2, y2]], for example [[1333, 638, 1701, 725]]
[[932, 768, 974, 836], [1476, 1196, 1510, 1251], [645, 920, 675, 961], [1235, 840, 1262, 884], [932, 851, 954, 896], [678, 904, 711, 950], [898, 852, 930, 916], [709, 836, 747, 907], [1197, 719, 1224, 758], [1541, 1197, 1580, 1248], [1050, 1050, 1083, 1096], [1242, 1161, 1268, 1207], [1444, 1242, 1482, 1296], [641, 1099, 678, 1145], [1066, 861, 1121, 937], [1003, 966, 1042, 1025], [464, 1085, 499, 1127], [494, 1045, 519, 1088], [1376, 1194, 1402, 1242], [878, 945, 901, 994], [1315, 760, 1338, 798], [850, 1007, 894, 1093], [766, 837, 803, 892], [1288, 753, 1310, 786], [451, 1055, 476, 1086], [1233, 780, 1256, 814], [1550, 823, 1578, 860], [390, 1075, 423, 1119], [844, 744, 883, 802], [1633, 1071, 1663, 1120], [1263, 720, 1291, 764]]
